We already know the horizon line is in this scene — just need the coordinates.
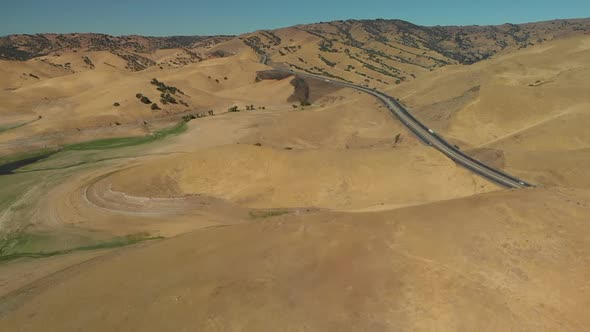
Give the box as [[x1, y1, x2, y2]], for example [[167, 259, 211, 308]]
[[2, 16, 589, 38]]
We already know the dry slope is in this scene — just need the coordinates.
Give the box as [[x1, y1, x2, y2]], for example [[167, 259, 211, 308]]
[[1, 187, 590, 331]]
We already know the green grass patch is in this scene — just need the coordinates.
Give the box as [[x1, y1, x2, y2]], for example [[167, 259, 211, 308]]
[[0, 121, 188, 173], [0, 118, 40, 134], [0, 232, 164, 263], [0, 148, 59, 167], [64, 121, 187, 151], [249, 210, 290, 219]]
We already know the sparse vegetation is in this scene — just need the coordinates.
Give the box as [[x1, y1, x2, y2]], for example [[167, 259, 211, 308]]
[[249, 210, 290, 219], [151, 78, 183, 95], [82, 56, 95, 69], [160, 92, 177, 105], [182, 114, 197, 122], [63, 120, 188, 151], [0, 233, 163, 262], [319, 56, 336, 67], [0, 149, 59, 174], [228, 106, 239, 112]]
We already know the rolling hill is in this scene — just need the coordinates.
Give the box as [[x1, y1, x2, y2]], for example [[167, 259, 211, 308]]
[[2, 17, 590, 331]]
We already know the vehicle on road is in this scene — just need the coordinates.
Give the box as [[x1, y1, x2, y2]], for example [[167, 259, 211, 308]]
[[266, 55, 532, 189]]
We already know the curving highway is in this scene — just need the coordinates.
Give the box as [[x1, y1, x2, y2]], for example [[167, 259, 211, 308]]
[[260, 54, 533, 189]]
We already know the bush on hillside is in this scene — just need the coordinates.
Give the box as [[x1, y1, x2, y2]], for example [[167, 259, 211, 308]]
[[182, 114, 197, 122], [160, 92, 177, 105]]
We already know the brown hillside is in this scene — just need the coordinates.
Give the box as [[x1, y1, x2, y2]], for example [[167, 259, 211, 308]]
[[0, 33, 234, 71], [240, 18, 590, 87]]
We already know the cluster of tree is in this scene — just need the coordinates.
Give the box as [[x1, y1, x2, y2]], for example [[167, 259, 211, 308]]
[[292, 100, 312, 110], [150, 78, 183, 95], [182, 110, 215, 121], [228, 105, 267, 113], [160, 92, 177, 105], [136, 93, 152, 104], [182, 114, 197, 122]]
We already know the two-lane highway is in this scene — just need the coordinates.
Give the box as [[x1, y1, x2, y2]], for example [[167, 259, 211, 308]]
[[261, 55, 533, 189]]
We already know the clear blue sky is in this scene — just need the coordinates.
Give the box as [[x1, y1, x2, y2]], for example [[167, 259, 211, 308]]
[[1, 0, 589, 36]]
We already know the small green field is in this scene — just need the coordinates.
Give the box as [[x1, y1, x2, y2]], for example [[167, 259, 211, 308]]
[[0, 148, 59, 167], [0, 120, 188, 262], [0, 120, 188, 173], [0, 232, 163, 263], [64, 120, 187, 151]]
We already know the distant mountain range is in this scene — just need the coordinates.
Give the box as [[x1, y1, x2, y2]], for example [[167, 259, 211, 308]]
[[2, 18, 589, 84]]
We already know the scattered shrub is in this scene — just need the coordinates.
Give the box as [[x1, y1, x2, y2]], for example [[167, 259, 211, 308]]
[[227, 106, 239, 112], [140, 96, 152, 104], [113, 102, 120, 107], [160, 92, 177, 104], [151, 103, 160, 110], [182, 114, 197, 122], [151, 78, 183, 95], [82, 56, 94, 68]]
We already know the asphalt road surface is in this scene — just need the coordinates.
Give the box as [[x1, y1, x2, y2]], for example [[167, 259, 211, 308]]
[[261, 55, 533, 189]]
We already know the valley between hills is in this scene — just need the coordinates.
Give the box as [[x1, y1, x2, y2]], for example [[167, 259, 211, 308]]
[[1, 18, 590, 331]]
